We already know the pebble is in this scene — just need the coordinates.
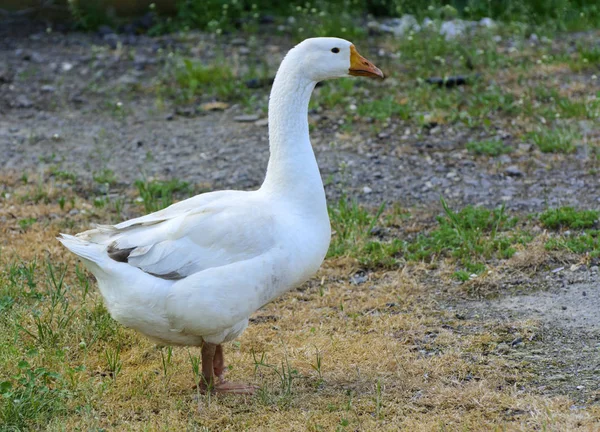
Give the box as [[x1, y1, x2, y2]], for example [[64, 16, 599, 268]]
[[40, 85, 56, 93], [363, 186, 373, 194], [254, 118, 269, 127], [234, 114, 260, 123], [14, 95, 33, 108], [504, 165, 523, 177], [350, 272, 368, 285], [230, 38, 246, 46], [104, 33, 120, 49]]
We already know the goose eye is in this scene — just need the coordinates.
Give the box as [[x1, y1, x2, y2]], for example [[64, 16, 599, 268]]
[[331, 47, 340, 54]]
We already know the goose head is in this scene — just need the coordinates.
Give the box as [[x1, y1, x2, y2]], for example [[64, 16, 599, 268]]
[[287, 37, 384, 82]]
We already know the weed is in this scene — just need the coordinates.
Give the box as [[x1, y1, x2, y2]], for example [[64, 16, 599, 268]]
[[160, 346, 174, 381], [18, 263, 77, 347], [252, 349, 299, 407], [357, 96, 411, 122], [93, 168, 117, 186], [545, 230, 600, 257], [539, 207, 599, 230], [328, 196, 385, 259], [0, 361, 68, 429], [50, 169, 77, 183], [18, 218, 37, 231], [466, 139, 513, 157], [405, 198, 525, 275], [134, 178, 192, 212], [528, 128, 580, 153], [104, 346, 122, 381], [311, 348, 324, 386]]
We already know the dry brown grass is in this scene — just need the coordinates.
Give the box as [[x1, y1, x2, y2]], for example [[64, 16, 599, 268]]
[[1, 177, 599, 431]]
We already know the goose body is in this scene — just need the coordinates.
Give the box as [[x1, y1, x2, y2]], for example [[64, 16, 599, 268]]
[[59, 37, 383, 392]]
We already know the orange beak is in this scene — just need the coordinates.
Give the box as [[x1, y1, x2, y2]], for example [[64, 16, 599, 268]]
[[349, 45, 384, 79]]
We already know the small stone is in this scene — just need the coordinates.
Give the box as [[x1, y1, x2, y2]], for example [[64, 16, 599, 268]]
[[0, 66, 12, 83], [254, 118, 269, 127], [230, 38, 246, 46], [350, 272, 368, 285], [14, 95, 33, 108], [234, 114, 260, 122], [504, 165, 523, 177], [61, 62, 74, 72], [30, 52, 44, 63], [104, 33, 120, 49], [69, 209, 79, 216], [498, 155, 512, 164], [363, 186, 372, 194], [40, 85, 56, 93], [238, 47, 251, 55]]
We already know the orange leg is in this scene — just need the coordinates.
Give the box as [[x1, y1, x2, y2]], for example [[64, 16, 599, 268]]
[[197, 342, 257, 395]]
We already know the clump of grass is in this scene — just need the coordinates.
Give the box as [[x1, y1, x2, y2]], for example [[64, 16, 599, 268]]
[[406, 198, 526, 278], [93, 168, 117, 186], [174, 58, 237, 102], [545, 230, 600, 257], [528, 128, 580, 153], [134, 178, 192, 212], [466, 139, 513, 157], [328, 196, 386, 259], [539, 207, 599, 230], [0, 361, 69, 429], [539, 207, 599, 257], [18, 218, 37, 231], [569, 44, 600, 71], [357, 96, 411, 122]]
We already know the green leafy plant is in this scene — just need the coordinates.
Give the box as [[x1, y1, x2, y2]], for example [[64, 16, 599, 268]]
[[466, 139, 513, 156], [539, 207, 599, 230], [134, 178, 192, 212]]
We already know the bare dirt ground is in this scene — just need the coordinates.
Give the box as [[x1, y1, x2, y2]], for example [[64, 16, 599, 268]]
[[1, 19, 600, 430]]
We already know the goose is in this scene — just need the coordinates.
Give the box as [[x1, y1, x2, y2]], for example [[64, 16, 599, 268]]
[[59, 37, 383, 394]]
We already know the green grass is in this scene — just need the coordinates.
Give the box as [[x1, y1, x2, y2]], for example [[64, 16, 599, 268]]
[[327, 196, 386, 260], [545, 230, 600, 257], [466, 139, 513, 156], [0, 360, 69, 429], [328, 196, 531, 275], [528, 128, 580, 154], [134, 178, 193, 212], [405, 198, 527, 277], [539, 207, 599, 230]]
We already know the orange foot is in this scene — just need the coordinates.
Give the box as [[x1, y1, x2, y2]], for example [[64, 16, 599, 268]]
[[214, 381, 258, 395]]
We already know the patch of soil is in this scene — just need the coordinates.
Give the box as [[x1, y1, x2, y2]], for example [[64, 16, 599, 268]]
[[461, 267, 600, 404]]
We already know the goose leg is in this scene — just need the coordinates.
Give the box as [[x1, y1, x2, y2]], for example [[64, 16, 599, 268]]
[[200, 342, 217, 390], [198, 342, 257, 395], [213, 344, 226, 381]]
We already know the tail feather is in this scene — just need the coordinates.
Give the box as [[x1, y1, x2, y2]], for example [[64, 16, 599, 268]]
[[57, 234, 107, 265]]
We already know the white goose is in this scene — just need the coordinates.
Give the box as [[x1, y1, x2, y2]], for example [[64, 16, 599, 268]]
[[59, 37, 383, 394]]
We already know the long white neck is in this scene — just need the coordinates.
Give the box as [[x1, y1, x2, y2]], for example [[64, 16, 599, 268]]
[[260, 55, 324, 208]]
